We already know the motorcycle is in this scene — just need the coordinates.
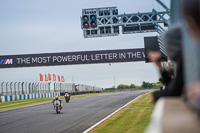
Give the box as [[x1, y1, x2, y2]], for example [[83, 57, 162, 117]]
[[64, 93, 70, 103], [53, 100, 62, 113]]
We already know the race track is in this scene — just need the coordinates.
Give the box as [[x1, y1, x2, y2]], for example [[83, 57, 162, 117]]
[[0, 90, 154, 133]]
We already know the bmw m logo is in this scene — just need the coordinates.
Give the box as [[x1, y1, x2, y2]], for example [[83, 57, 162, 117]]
[[0, 59, 13, 64]]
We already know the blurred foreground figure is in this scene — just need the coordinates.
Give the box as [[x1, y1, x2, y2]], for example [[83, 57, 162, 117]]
[[183, 0, 200, 109], [148, 52, 172, 86], [148, 23, 184, 102], [183, 0, 200, 42]]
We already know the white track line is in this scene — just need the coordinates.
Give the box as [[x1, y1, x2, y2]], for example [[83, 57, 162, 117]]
[[83, 94, 143, 133]]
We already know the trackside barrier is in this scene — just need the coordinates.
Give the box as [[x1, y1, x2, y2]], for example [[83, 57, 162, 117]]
[[0, 82, 103, 96], [145, 98, 200, 133], [0, 92, 60, 102]]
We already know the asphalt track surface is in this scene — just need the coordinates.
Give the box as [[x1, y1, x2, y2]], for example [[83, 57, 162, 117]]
[[0, 90, 154, 133]]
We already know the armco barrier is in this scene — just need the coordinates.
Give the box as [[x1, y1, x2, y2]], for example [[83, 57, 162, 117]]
[[0, 92, 60, 102]]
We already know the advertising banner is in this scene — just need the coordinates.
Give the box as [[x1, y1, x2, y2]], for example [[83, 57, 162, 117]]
[[0, 48, 145, 68]]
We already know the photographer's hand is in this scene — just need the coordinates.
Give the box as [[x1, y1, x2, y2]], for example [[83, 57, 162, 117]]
[[148, 51, 164, 72]]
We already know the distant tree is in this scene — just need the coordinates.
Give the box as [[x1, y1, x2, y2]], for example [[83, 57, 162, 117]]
[[142, 81, 147, 88], [135, 85, 141, 88], [117, 84, 125, 89], [117, 84, 129, 89], [124, 85, 130, 89], [117, 81, 162, 90], [129, 84, 136, 89]]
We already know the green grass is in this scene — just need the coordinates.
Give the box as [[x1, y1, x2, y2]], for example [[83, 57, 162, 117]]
[[89, 92, 155, 133], [0, 97, 54, 111], [0, 92, 114, 111]]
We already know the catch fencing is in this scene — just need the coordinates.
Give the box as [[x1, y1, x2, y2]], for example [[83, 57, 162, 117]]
[[0, 82, 103, 102]]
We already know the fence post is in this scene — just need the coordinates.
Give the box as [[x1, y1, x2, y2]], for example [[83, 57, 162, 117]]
[[1, 82, 4, 95], [54, 82, 56, 92], [18, 82, 21, 95], [6, 82, 9, 95], [48, 82, 51, 92], [10, 82, 13, 95], [22, 82, 24, 94], [25, 82, 28, 94], [14, 82, 17, 95]]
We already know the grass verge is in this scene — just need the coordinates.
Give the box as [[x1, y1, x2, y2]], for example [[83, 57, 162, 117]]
[[89, 92, 155, 133], [0, 92, 114, 111]]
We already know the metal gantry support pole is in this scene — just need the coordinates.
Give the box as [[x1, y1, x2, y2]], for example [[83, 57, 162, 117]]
[[170, 0, 182, 24], [155, 0, 170, 12]]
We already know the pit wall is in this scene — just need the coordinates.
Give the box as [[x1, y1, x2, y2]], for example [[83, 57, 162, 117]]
[[0, 92, 60, 102]]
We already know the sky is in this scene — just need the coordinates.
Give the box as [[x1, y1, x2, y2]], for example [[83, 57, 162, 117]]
[[0, 0, 170, 88]]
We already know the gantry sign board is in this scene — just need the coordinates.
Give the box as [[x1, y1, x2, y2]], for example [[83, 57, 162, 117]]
[[81, 7, 120, 38], [144, 36, 167, 63], [80, 6, 170, 38], [0, 48, 145, 68]]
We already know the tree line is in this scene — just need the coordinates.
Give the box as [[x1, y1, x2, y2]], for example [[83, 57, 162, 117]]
[[114, 81, 162, 90]]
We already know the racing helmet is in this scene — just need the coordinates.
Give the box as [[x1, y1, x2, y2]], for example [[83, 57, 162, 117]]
[[55, 96, 58, 100]]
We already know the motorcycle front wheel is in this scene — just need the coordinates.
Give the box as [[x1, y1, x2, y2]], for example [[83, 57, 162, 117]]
[[56, 106, 59, 114]]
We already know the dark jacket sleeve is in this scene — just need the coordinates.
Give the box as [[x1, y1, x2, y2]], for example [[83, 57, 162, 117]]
[[153, 57, 184, 101], [161, 70, 171, 85]]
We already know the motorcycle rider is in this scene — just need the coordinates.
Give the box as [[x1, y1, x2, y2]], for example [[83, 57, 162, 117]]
[[52, 96, 62, 108], [64, 91, 70, 100]]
